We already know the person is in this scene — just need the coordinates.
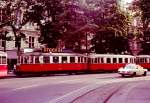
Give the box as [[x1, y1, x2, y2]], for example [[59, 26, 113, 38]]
[[13, 64, 16, 71]]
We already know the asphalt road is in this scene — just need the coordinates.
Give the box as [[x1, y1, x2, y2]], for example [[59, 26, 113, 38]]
[[0, 73, 150, 103]]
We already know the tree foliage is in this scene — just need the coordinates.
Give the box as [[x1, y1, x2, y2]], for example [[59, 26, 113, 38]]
[[131, 0, 150, 54], [0, 0, 28, 52], [22, 0, 65, 48], [89, 1, 130, 54], [0, 0, 130, 54]]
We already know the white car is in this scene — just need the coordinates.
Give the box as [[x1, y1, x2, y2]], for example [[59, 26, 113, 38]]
[[118, 64, 148, 77]]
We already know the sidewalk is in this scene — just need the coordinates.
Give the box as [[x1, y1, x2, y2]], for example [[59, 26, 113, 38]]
[[7, 71, 16, 77]]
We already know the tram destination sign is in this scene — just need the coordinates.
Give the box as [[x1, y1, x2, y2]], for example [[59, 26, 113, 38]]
[[43, 48, 63, 53]]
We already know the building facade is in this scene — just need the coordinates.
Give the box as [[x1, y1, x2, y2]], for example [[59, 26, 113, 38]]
[[0, 23, 41, 70]]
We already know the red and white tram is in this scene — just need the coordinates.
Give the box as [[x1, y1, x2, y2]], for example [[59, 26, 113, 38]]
[[136, 55, 150, 70], [15, 51, 137, 76], [0, 51, 8, 77], [89, 54, 135, 72], [15, 52, 88, 76]]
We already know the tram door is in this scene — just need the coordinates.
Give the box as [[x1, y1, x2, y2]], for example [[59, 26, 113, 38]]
[[7, 59, 17, 72]]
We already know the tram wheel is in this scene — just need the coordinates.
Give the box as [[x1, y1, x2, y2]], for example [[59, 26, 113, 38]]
[[143, 71, 147, 76]]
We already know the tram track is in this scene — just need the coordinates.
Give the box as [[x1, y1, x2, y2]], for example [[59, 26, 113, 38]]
[[70, 81, 146, 103], [70, 82, 126, 103], [49, 78, 149, 103], [48, 79, 127, 103]]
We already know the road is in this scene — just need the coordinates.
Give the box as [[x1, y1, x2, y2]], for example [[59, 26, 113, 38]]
[[0, 72, 150, 103]]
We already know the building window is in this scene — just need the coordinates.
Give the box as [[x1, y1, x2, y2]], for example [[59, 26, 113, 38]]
[[29, 36, 34, 48], [0, 38, 5, 47]]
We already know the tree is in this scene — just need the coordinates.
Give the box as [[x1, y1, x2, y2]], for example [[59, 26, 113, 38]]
[[0, 0, 27, 53], [139, 0, 150, 54], [23, 0, 65, 48], [130, 0, 150, 54], [89, 1, 130, 54]]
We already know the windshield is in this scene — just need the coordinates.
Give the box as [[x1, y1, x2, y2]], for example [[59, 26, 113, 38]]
[[125, 64, 137, 69]]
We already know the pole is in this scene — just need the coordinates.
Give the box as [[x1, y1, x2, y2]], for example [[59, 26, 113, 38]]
[[86, 32, 88, 54]]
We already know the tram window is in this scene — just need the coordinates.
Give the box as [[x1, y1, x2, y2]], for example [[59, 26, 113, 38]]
[[53, 57, 59, 63], [125, 58, 128, 63], [144, 58, 147, 63], [119, 58, 122, 63], [137, 58, 140, 63], [113, 58, 117, 63], [78, 57, 81, 63], [94, 58, 98, 63], [142, 58, 144, 63], [97, 58, 99, 63], [24, 57, 28, 64], [2, 56, 6, 64], [84, 58, 87, 63], [62, 57, 67, 63], [81, 57, 84, 63], [88, 58, 91, 63], [21, 57, 23, 63], [101, 58, 104, 63], [140, 58, 144, 63], [107, 58, 111, 63], [0, 56, 1, 64], [130, 58, 133, 63], [43, 56, 50, 63], [30, 56, 34, 64], [35, 56, 40, 63], [70, 57, 75, 63], [130, 59, 133, 63]]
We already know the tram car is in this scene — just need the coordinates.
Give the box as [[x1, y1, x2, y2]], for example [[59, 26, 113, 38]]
[[14, 51, 137, 76], [88, 54, 135, 72], [136, 55, 150, 70], [14, 52, 88, 76], [0, 51, 8, 77]]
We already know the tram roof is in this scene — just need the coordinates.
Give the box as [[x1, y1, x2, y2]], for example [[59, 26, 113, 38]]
[[136, 55, 150, 57], [20, 52, 87, 57], [89, 54, 134, 58]]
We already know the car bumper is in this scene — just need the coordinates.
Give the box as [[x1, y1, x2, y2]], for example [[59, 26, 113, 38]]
[[118, 71, 134, 75]]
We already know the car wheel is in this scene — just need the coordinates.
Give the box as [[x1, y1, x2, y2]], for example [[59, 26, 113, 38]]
[[132, 72, 136, 76], [143, 71, 147, 76], [122, 74, 125, 77]]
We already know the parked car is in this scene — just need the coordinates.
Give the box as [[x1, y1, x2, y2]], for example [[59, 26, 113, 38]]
[[118, 63, 148, 77]]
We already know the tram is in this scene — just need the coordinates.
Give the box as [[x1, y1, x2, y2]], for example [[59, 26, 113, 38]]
[[0, 51, 8, 77], [14, 52, 88, 76], [136, 55, 150, 70], [89, 54, 135, 72], [14, 51, 136, 76]]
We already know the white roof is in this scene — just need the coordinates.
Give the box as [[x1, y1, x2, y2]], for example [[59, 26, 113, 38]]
[[20, 52, 87, 57], [89, 54, 134, 58], [136, 55, 150, 58]]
